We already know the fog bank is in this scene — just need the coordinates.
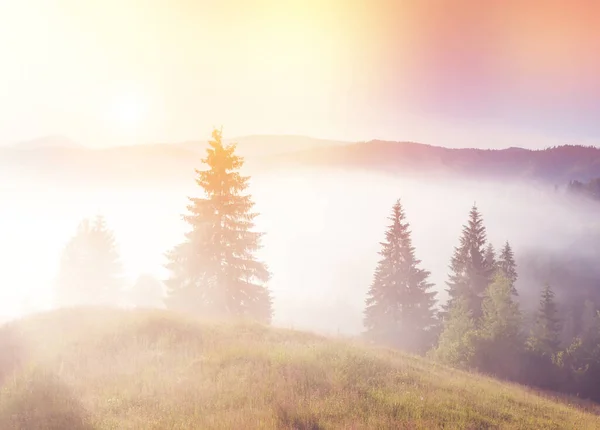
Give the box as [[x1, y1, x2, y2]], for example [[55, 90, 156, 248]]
[[0, 168, 595, 334]]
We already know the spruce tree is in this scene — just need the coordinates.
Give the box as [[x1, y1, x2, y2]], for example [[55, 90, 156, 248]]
[[165, 128, 272, 323], [527, 284, 561, 357], [55, 215, 124, 307], [364, 199, 437, 353], [497, 241, 518, 295], [444, 204, 493, 320]]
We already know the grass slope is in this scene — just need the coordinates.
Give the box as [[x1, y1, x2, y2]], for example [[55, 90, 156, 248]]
[[0, 308, 598, 429]]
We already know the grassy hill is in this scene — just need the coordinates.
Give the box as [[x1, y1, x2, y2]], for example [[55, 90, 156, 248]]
[[1, 308, 599, 429]]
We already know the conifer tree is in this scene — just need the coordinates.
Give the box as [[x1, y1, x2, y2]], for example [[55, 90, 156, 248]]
[[429, 297, 477, 368], [364, 199, 437, 353], [484, 243, 496, 271], [55, 215, 124, 307], [554, 302, 600, 396], [527, 284, 561, 357], [444, 204, 493, 320], [580, 299, 598, 342], [560, 306, 576, 349], [480, 274, 522, 341], [477, 274, 523, 378], [165, 128, 272, 323], [497, 241, 518, 295]]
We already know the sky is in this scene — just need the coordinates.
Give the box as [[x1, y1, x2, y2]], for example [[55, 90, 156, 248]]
[[1, 0, 600, 149]]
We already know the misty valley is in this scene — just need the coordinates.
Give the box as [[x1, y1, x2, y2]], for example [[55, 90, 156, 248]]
[[2, 131, 600, 410], [5, 1, 600, 427]]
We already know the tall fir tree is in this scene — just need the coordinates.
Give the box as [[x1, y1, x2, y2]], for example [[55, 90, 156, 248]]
[[444, 204, 493, 320], [55, 215, 124, 307], [527, 284, 562, 357], [497, 241, 518, 295], [364, 199, 437, 353], [165, 128, 272, 323]]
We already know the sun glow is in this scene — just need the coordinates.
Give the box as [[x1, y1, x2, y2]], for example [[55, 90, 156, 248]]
[[111, 93, 146, 133]]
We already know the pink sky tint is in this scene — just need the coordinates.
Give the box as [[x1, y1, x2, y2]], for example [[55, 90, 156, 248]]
[[0, 0, 599, 148]]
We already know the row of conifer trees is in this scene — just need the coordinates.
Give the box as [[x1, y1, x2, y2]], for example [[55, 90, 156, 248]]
[[54, 128, 600, 401], [362, 175, 600, 401]]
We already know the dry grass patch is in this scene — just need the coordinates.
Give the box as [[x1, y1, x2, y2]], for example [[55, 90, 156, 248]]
[[0, 308, 599, 429]]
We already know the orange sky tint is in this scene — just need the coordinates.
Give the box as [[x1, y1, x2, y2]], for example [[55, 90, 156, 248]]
[[1, 0, 599, 148]]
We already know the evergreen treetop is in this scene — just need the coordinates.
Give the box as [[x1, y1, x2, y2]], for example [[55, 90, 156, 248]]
[[497, 241, 518, 295], [484, 243, 496, 272], [445, 204, 493, 320], [527, 284, 562, 357]]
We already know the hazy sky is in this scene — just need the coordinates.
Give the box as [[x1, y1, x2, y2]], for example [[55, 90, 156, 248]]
[[1, 0, 599, 148]]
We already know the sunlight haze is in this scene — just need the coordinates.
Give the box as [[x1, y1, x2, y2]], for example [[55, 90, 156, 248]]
[[1, 0, 600, 148], [4, 2, 600, 426]]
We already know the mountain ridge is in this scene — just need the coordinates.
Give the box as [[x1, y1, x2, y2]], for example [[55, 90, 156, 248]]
[[2, 135, 600, 186]]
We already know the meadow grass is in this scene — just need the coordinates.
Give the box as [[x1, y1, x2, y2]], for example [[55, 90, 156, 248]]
[[0, 307, 598, 429]]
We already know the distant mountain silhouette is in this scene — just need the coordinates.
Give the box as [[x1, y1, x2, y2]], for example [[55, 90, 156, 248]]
[[2, 135, 600, 186], [0, 135, 347, 186], [175, 135, 350, 158], [269, 140, 600, 184]]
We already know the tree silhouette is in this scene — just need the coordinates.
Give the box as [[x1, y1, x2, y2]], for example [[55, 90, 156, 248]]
[[477, 274, 523, 378], [364, 199, 437, 353], [527, 284, 561, 357], [55, 215, 124, 307], [497, 241, 518, 295], [444, 204, 493, 320], [165, 128, 272, 323]]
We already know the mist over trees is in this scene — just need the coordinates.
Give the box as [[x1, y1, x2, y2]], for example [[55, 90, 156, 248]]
[[55, 215, 124, 307], [358, 197, 600, 402], [127, 274, 165, 309], [46, 127, 600, 404]]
